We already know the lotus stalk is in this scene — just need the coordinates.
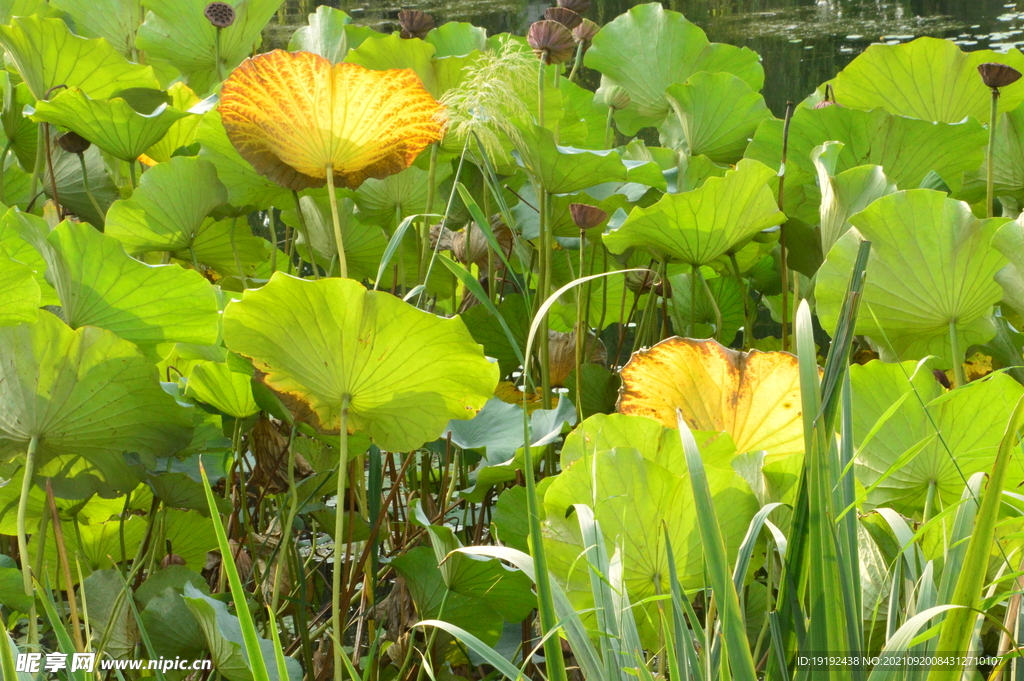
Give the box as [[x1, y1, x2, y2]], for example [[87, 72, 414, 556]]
[[17, 436, 39, 645], [779, 101, 794, 351], [978, 63, 1022, 217], [55, 133, 101, 218], [324, 164, 348, 278], [332, 395, 351, 681]]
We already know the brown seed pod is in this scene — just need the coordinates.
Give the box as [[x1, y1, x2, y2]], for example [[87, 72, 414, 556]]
[[204, 2, 235, 28], [569, 203, 607, 230], [557, 0, 591, 14], [161, 553, 186, 568], [57, 131, 91, 154], [398, 9, 435, 39], [544, 6, 582, 30], [812, 83, 839, 109], [573, 18, 599, 44], [978, 62, 1022, 89], [528, 20, 576, 65]]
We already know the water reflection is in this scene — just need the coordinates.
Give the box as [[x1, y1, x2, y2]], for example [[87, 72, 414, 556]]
[[267, 0, 1020, 114]]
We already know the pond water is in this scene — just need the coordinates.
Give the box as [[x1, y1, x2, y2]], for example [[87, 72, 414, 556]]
[[267, 0, 1024, 114]]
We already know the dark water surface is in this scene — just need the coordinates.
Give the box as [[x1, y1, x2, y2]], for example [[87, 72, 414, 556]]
[[267, 0, 1024, 114]]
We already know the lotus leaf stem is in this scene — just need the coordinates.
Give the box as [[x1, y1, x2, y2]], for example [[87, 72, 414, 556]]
[[28, 122, 44, 203], [923, 479, 938, 525], [575, 226, 586, 422], [332, 395, 351, 681], [988, 87, 999, 218], [729, 252, 752, 349], [128, 159, 138, 190], [269, 208, 278, 273], [950, 319, 966, 388], [17, 436, 39, 645], [604, 106, 615, 149], [567, 41, 584, 82], [419, 143, 438, 284], [779, 101, 794, 352], [214, 27, 226, 84], [696, 264, 723, 341], [43, 123, 60, 214], [78, 151, 104, 224], [325, 164, 349, 279]]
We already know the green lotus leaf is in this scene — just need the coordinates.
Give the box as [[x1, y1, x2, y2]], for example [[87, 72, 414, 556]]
[[992, 216, 1024, 317], [50, 0, 141, 56], [0, 0, 60, 23], [746, 104, 987, 195], [811, 141, 897, 254], [186, 217, 270, 277], [512, 123, 627, 194], [136, 0, 284, 96], [82, 569, 139, 658], [222, 272, 498, 451], [543, 445, 755, 647], [0, 250, 38, 325], [391, 546, 504, 648], [0, 208, 56, 305], [184, 361, 258, 419], [196, 110, 288, 210], [352, 162, 453, 231], [0, 311, 192, 498], [661, 71, 771, 164], [0, 16, 159, 101], [426, 22, 487, 58], [411, 499, 533, 622], [851, 360, 1024, 514], [29, 87, 185, 163], [605, 158, 784, 265], [280, 193, 386, 280], [143, 82, 202, 163], [669, 271, 746, 342], [13, 216, 219, 346], [959, 103, 1024, 205], [183, 585, 301, 681], [346, 32, 440, 96], [2, 76, 36, 172], [460, 293, 530, 377], [817, 189, 1008, 367], [831, 37, 1024, 123], [584, 3, 763, 135], [288, 6, 374, 65], [105, 156, 228, 254], [137, 567, 208, 660]]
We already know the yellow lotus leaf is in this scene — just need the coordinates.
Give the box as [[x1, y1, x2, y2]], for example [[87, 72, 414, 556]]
[[219, 50, 446, 191], [618, 337, 806, 460]]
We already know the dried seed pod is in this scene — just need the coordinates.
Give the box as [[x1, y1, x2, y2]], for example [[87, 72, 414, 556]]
[[161, 540, 186, 569], [569, 203, 607, 230], [573, 18, 599, 44], [602, 85, 631, 111], [812, 83, 838, 109], [544, 6, 582, 30], [978, 62, 1022, 89], [204, 2, 235, 28], [57, 131, 91, 154], [528, 20, 576, 65], [557, 0, 591, 14], [547, 329, 607, 387], [398, 9, 435, 39]]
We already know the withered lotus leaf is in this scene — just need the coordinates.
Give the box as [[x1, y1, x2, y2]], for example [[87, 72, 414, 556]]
[[618, 337, 806, 459], [219, 50, 446, 191]]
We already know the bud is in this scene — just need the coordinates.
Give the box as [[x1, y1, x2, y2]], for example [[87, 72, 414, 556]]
[[204, 2, 235, 28], [602, 85, 631, 111], [544, 6, 581, 30], [397, 10, 435, 40], [557, 0, 591, 14], [57, 131, 90, 154], [978, 62, 1022, 89], [569, 203, 607, 230], [573, 18, 599, 44], [527, 20, 576, 65]]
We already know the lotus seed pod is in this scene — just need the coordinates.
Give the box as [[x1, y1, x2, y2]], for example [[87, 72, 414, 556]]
[[812, 99, 838, 109], [978, 62, 1022, 89], [528, 20, 576, 65], [544, 6, 582, 30], [569, 203, 607, 230], [161, 553, 187, 568], [557, 0, 591, 14], [603, 85, 631, 111], [204, 2, 235, 28], [573, 18, 599, 44], [398, 10, 435, 39], [57, 131, 91, 154]]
